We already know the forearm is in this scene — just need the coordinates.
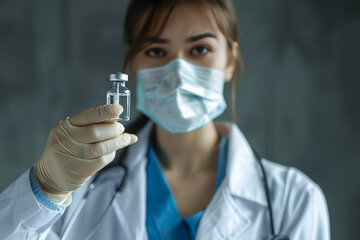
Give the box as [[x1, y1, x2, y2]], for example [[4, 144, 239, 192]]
[[0, 169, 67, 239]]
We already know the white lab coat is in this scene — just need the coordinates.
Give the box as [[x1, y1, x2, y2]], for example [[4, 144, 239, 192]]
[[0, 122, 330, 240]]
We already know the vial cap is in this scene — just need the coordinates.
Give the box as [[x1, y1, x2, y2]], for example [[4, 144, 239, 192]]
[[110, 72, 128, 81]]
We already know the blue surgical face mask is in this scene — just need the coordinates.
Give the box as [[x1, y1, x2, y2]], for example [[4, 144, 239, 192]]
[[136, 59, 227, 133]]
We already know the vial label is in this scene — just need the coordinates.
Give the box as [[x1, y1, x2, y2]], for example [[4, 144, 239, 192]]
[[106, 92, 130, 121]]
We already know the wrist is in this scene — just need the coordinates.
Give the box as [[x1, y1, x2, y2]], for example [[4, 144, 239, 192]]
[[33, 163, 70, 195]]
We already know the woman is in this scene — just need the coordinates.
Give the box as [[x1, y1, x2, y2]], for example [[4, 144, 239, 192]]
[[0, 0, 330, 239]]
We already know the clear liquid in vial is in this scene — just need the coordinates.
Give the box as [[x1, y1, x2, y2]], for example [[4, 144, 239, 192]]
[[106, 92, 130, 121]]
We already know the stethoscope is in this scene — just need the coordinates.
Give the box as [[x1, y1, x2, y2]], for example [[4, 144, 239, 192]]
[[60, 147, 290, 240]]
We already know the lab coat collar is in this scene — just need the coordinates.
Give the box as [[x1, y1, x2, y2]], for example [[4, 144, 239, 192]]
[[215, 122, 267, 207], [123, 120, 267, 207], [119, 121, 267, 206]]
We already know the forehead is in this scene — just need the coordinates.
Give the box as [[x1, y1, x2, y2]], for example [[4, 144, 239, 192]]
[[149, 2, 221, 37]]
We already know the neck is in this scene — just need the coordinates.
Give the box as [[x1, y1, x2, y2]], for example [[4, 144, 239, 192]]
[[154, 122, 220, 174]]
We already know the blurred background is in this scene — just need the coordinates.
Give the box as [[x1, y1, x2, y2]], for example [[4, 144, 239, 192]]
[[0, 0, 359, 238]]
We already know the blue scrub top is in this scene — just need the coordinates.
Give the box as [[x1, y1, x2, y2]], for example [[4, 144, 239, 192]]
[[146, 134, 228, 240]]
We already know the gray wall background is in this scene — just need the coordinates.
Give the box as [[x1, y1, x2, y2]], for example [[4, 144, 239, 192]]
[[0, 0, 359, 238]]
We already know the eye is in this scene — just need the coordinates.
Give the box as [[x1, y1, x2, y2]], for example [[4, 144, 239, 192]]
[[191, 46, 210, 56], [145, 48, 166, 58]]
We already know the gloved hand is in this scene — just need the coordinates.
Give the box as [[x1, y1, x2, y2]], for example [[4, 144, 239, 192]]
[[34, 104, 137, 204]]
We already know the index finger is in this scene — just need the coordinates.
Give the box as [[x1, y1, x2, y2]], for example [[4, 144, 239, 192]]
[[69, 104, 123, 127]]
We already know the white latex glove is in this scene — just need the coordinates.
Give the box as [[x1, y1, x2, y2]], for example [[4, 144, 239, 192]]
[[34, 104, 137, 204]]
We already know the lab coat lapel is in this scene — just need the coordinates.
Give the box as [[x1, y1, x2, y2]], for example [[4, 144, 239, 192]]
[[196, 123, 267, 239], [225, 123, 267, 206], [111, 122, 154, 240], [196, 185, 251, 239], [112, 159, 148, 240]]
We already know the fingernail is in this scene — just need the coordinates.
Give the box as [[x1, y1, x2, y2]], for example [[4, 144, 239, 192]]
[[131, 134, 138, 144]]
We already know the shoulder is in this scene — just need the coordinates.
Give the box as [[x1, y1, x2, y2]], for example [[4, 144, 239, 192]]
[[261, 159, 330, 237], [262, 160, 314, 186], [261, 159, 325, 199], [261, 159, 327, 208]]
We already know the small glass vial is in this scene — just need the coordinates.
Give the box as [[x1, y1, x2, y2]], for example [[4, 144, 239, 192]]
[[106, 72, 130, 121]]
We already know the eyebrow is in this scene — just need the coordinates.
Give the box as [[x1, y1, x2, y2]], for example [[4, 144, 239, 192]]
[[186, 32, 217, 43], [147, 32, 217, 44]]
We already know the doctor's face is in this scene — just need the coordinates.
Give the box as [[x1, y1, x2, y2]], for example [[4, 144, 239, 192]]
[[130, 2, 235, 82]]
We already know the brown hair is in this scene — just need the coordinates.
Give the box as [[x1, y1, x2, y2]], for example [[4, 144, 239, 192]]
[[123, 0, 243, 123]]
